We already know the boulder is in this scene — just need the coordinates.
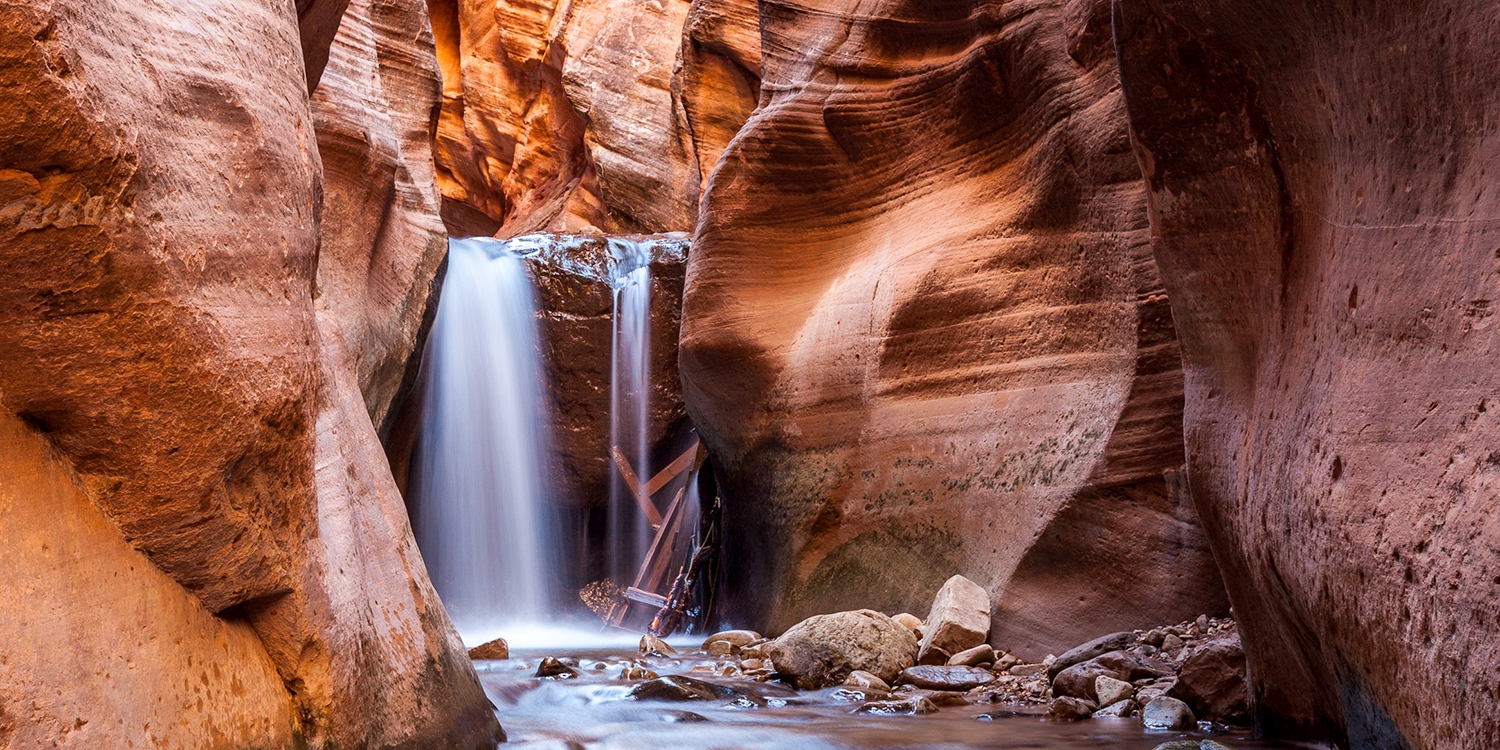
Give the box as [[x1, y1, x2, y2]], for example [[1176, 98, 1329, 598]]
[[468, 638, 510, 660], [947, 644, 997, 668], [640, 634, 678, 657], [1047, 697, 1098, 721], [1115, 0, 1500, 745], [702, 630, 762, 650], [892, 613, 924, 633], [1095, 675, 1135, 708], [1141, 696, 1196, 730], [843, 670, 891, 693], [763, 610, 918, 689], [1052, 651, 1171, 702], [628, 675, 761, 705], [534, 658, 579, 679], [1174, 635, 1250, 723], [1049, 631, 1136, 678], [897, 666, 997, 692], [679, 0, 1229, 654], [917, 576, 991, 665]]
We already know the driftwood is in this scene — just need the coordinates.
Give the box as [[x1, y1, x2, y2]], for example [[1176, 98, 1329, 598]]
[[606, 439, 707, 631]]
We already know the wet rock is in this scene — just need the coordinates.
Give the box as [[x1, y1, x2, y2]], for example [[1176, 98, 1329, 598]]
[[640, 634, 677, 657], [917, 576, 990, 665], [1174, 635, 1249, 723], [1141, 696, 1196, 730], [892, 613, 923, 633], [1094, 675, 1134, 708], [843, 670, 891, 692], [468, 638, 509, 660], [628, 675, 764, 707], [1046, 696, 1098, 721], [1052, 651, 1169, 701], [741, 658, 764, 671], [947, 644, 996, 667], [764, 610, 918, 689], [1048, 631, 1135, 678], [534, 657, 579, 679], [899, 665, 997, 691], [1093, 699, 1134, 718], [854, 697, 938, 716], [1135, 677, 1178, 705], [739, 642, 768, 660], [701, 630, 761, 650], [660, 711, 709, 724], [622, 665, 660, 681], [919, 690, 970, 707], [704, 640, 736, 656]]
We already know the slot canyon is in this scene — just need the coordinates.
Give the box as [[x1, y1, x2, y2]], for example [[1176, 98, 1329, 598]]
[[0, 0, 1495, 748]]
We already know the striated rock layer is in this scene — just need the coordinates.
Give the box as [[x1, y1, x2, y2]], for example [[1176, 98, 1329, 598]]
[[680, 0, 1226, 655], [1115, 0, 1500, 746], [426, 0, 760, 235], [0, 0, 499, 746]]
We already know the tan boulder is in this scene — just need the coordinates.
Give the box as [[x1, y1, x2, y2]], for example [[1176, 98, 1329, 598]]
[[917, 576, 991, 665], [469, 638, 511, 660], [763, 610, 918, 689]]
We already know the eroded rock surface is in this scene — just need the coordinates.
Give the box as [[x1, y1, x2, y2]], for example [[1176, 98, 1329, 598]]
[[1115, 0, 1500, 746], [679, 0, 1227, 653], [0, 0, 498, 745]]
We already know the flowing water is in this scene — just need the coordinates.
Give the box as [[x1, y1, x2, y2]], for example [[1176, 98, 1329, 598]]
[[412, 237, 558, 638], [606, 239, 656, 590], [478, 646, 1328, 750]]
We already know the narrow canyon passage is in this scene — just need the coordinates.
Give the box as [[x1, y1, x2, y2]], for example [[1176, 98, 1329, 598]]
[[1, 0, 1495, 748]]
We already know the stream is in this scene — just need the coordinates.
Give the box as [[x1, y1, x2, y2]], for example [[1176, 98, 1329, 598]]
[[477, 643, 1327, 750]]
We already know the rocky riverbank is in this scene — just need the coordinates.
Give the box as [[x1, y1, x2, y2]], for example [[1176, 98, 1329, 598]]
[[470, 576, 1264, 748]]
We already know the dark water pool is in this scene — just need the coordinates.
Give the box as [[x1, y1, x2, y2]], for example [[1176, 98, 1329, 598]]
[[477, 648, 1328, 750]]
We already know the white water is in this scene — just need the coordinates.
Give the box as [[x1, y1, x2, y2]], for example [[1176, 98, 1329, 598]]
[[606, 240, 655, 588], [413, 237, 555, 638]]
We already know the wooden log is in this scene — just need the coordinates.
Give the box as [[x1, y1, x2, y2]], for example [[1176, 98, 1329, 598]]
[[612, 447, 661, 527]]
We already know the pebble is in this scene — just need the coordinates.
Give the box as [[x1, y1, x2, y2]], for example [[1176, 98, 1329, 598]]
[[700, 630, 762, 650], [946, 644, 996, 667], [1141, 696, 1196, 730], [843, 670, 890, 692], [853, 697, 938, 715], [899, 665, 996, 691], [1161, 634, 1185, 652]]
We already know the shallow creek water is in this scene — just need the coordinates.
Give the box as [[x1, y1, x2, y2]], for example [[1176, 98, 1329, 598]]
[[477, 646, 1326, 750]]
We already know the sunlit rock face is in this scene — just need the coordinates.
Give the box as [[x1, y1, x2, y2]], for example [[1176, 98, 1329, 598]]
[[680, 0, 1227, 655], [426, 0, 761, 235], [0, 0, 497, 746], [1115, 1, 1500, 746]]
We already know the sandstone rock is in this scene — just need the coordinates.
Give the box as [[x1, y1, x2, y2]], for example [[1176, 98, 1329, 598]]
[[843, 670, 891, 693], [763, 610, 918, 689], [1095, 675, 1135, 708], [1047, 697, 1098, 721], [702, 630, 762, 650], [994, 653, 1023, 672], [917, 576, 991, 666], [1053, 651, 1170, 702], [516, 234, 691, 516], [1141, 696, 1196, 731], [628, 675, 734, 702], [704, 640, 736, 656], [310, 0, 448, 434], [948, 644, 997, 668], [469, 638, 510, 660], [640, 634, 678, 657], [898, 666, 997, 692], [1049, 631, 1136, 678], [892, 613, 924, 633], [535, 657, 579, 679], [1009, 664, 1046, 677], [854, 697, 938, 716], [1161, 635, 1185, 653], [0, 0, 499, 746], [1174, 635, 1250, 723], [1094, 699, 1134, 719], [679, 0, 1228, 653], [622, 666, 660, 681], [1115, 0, 1500, 745]]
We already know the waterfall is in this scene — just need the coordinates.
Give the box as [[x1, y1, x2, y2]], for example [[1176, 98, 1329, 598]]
[[606, 239, 655, 589], [412, 237, 555, 638]]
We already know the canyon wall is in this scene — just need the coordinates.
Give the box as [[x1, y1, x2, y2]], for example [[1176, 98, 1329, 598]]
[[1115, 0, 1500, 746], [679, 0, 1227, 656], [0, 0, 498, 746], [425, 0, 760, 236]]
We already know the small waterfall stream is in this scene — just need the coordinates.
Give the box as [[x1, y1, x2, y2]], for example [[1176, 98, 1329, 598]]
[[412, 238, 556, 638], [606, 240, 654, 590]]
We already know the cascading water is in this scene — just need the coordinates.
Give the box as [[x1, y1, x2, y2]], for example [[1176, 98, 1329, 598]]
[[606, 239, 655, 589], [412, 237, 556, 640]]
